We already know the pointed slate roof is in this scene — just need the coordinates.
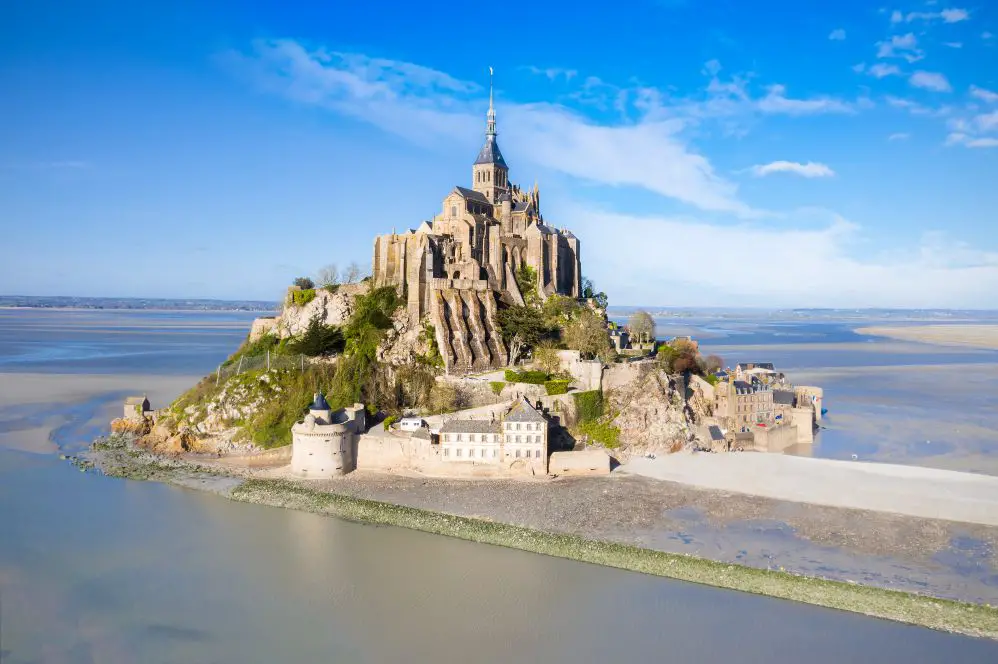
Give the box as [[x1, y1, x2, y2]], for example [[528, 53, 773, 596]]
[[504, 397, 546, 423], [474, 135, 508, 168]]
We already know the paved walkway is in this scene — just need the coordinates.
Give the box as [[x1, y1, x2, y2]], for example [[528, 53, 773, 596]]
[[620, 453, 998, 526]]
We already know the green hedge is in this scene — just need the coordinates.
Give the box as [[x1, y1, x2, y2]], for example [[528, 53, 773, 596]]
[[383, 414, 399, 431], [504, 369, 549, 384], [573, 390, 604, 423], [544, 380, 570, 395]]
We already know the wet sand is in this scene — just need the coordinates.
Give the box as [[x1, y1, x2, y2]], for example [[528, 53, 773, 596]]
[[0, 373, 196, 454], [621, 453, 998, 526], [857, 325, 998, 350]]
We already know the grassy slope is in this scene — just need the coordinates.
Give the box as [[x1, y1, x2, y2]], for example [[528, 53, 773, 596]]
[[231, 478, 998, 640]]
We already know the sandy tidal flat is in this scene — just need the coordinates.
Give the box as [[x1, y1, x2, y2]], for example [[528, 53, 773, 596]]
[[857, 325, 998, 350], [622, 453, 998, 526], [0, 372, 196, 454]]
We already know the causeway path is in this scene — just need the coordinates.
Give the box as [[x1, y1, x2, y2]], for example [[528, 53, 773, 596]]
[[621, 453, 998, 526]]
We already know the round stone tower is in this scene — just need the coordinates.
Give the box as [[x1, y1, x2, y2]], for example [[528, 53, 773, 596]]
[[290, 394, 359, 478]]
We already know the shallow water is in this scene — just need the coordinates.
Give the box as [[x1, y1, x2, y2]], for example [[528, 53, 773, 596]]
[[2, 309, 998, 662]]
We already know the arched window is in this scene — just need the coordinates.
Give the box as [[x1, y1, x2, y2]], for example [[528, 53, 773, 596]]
[[451, 205, 457, 217]]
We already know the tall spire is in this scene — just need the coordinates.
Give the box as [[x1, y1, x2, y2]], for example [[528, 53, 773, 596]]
[[486, 66, 496, 137]]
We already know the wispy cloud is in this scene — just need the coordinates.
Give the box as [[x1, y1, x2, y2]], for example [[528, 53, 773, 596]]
[[224, 39, 756, 215], [755, 84, 853, 115], [749, 161, 835, 178], [570, 206, 998, 308], [946, 133, 998, 148], [970, 85, 998, 103], [868, 63, 902, 78], [909, 70, 952, 92], [891, 8, 970, 23], [943, 41, 963, 48], [523, 65, 578, 82], [829, 28, 846, 41], [877, 33, 923, 62], [888, 132, 911, 141], [886, 95, 950, 117]]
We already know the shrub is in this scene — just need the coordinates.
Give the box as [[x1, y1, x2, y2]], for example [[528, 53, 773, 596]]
[[704, 374, 719, 386], [291, 288, 316, 307], [293, 277, 315, 290], [573, 390, 604, 423], [490, 381, 506, 396], [383, 414, 399, 431], [544, 379, 570, 395], [579, 420, 621, 448], [504, 369, 549, 384], [289, 315, 344, 357]]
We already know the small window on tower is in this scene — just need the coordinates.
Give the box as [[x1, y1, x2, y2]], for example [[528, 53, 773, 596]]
[[451, 205, 457, 217]]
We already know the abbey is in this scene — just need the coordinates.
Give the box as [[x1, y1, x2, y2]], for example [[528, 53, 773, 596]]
[[372, 73, 582, 373]]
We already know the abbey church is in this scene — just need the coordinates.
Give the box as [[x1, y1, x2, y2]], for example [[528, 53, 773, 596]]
[[372, 74, 583, 373]]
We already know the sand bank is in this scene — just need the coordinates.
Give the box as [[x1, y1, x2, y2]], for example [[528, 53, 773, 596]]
[[621, 453, 998, 526], [0, 372, 196, 454], [857, 325, 998, 350]]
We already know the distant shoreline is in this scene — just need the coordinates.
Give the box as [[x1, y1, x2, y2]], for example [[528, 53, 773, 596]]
[[0, 306, 277, 313], [857, 325, 998, 351]]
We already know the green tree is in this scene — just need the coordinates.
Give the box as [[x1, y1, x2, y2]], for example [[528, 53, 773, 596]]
[[628, 310, 655, 344], [293, 276, 315, 290], [289, 315, 345, 357], [514, 264, 540, 307], [497, 305, 549, 348], [564, 308, 614, 362]]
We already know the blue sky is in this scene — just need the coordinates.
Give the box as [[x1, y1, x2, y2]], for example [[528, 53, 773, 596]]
[[1, 0, 997, 307]]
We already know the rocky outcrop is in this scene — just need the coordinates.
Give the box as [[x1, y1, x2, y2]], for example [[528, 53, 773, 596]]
[[608, 365, 693, 455], [274, 283, 368, 339], [110, 417, 150, 436]]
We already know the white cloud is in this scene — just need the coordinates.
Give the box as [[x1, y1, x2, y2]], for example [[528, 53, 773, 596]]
[[976, 110, 998, 131], [970, 85, 998, 103], [749, 161, 836, 178], [946, 132, 998, 148], [885, 95, 951, 117], [888, 132, 911, 141], [224, 39, 755, 215], [892, 8, 970, 23], [984, 31, 995, 40], [877, 33, 923, 62], [829, 29, 846, 40], [524, 66, 578, 81], [943, 42, 963, 48], [852, 62, 867, 73], [756, 84, 853, 115], [569, 206, 998, 308], [868, 63, 901, 78], [940, 8, 970, 22], [909, 70, 952, 92]]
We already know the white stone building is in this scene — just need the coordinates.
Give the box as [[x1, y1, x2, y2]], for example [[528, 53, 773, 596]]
[[438, 397, 549, 475]]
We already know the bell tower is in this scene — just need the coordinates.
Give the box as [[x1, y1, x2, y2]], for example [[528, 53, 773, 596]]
[[472, 67, 509, 204]]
